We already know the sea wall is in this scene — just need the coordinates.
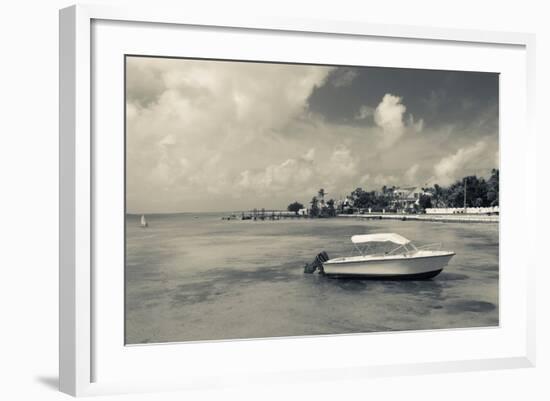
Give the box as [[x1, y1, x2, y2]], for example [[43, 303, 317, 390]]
[[425, 206, 499, 215], [337, 213, 499, 223]]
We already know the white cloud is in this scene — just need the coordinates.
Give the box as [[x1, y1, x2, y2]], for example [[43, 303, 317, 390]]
[[326, 146, 358, 178], [331, 69, 358, 87], [433, 141, 487, 185], [126, 58, 334, 212], [373, 174, 398, 186], [125, 58, 497, 213], [235, 146, 357, 201], [302, 148, 315, 162], [373, 94, 423, 148], [355, 105, 374, 120], [237, 157, 314, 193], [404, 163, 419, 184], [407, 113, 424, 132]]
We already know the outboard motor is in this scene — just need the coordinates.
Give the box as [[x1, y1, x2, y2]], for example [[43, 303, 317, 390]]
[[304, 251, 330, 274]]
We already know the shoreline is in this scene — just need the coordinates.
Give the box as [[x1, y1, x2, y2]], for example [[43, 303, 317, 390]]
[[128, 211, 499, 224], [337, 213, 499, 224]]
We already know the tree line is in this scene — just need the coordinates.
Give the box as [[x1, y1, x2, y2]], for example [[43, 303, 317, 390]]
[[287, 188, 337, 217], [287, 169, 499, 216], [424, 169, 499, 208]]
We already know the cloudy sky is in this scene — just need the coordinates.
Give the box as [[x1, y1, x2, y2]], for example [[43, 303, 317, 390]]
[[126, 56, 498, 213]]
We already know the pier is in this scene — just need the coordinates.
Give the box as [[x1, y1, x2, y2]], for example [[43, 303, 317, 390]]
[[223, 209, 309, 221]]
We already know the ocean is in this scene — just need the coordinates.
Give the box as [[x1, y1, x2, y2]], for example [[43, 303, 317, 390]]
[[125, 213, 499, 344]]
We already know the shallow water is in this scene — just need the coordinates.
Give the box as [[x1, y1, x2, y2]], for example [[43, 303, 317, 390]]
[[125, 214, 499, 344]]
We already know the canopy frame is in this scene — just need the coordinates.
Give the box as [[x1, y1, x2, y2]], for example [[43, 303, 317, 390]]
[[350, 233, 417, 256]]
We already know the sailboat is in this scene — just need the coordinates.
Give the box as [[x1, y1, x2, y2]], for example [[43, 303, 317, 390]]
[[140, 214, 148, 228]]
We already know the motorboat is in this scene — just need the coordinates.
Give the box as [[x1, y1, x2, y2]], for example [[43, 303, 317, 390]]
[[321, 233, 454, 279]]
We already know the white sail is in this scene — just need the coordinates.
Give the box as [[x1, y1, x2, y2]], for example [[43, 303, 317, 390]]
[[140, 214, 148, 227]]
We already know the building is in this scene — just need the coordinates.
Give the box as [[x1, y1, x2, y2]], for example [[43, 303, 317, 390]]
[[391, 186, 431, 211], [336, 196, 354, 213]]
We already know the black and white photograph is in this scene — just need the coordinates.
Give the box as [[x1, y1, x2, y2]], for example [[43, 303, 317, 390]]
[[125, 56, 499, 344], [3, 0, 549, 399]]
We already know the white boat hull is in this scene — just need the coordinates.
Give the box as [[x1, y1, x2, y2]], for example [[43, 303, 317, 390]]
[[322, 251, 454, 279]]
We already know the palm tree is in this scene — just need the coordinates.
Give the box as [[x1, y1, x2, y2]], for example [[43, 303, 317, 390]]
[[317, 188, 326, 207], [326, 199, 336, 216], [310, 196, 320, 217]]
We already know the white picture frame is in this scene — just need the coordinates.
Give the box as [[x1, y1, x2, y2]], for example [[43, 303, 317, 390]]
[[59, 3, 536, 397]]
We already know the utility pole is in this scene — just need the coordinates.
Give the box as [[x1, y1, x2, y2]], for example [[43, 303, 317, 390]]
[[463, 177, 467, 213]]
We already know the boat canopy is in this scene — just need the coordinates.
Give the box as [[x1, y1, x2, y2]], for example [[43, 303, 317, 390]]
[[351, 233, 410, 245]]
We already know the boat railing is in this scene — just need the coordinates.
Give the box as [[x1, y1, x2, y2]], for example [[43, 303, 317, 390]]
[[349, 237, 443, 257]]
